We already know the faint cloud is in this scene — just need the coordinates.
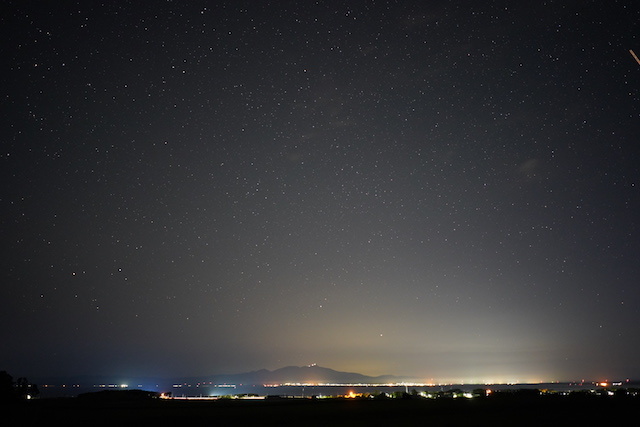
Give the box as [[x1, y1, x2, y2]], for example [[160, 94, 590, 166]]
[[286, 152, 303, 164], [518, 158, 539, 179]]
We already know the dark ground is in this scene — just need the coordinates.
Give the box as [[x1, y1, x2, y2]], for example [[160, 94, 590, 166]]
[[4, 394, 640, 426]]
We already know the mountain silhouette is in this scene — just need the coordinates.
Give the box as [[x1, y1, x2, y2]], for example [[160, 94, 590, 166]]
[[182, 365, 407, 385], [33, 365, 409, 397]]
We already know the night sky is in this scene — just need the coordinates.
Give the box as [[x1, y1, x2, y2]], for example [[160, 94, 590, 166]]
[[2, 1, 639, 384]]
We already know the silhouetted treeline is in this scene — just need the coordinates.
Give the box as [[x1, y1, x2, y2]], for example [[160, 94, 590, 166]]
[[0, 371, 39, 401]]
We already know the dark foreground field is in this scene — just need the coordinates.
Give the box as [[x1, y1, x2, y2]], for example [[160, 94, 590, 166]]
[[4, 395, 639, 426]]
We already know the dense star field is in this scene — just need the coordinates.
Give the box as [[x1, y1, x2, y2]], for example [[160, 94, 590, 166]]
[[2, 1, 639, 383]]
